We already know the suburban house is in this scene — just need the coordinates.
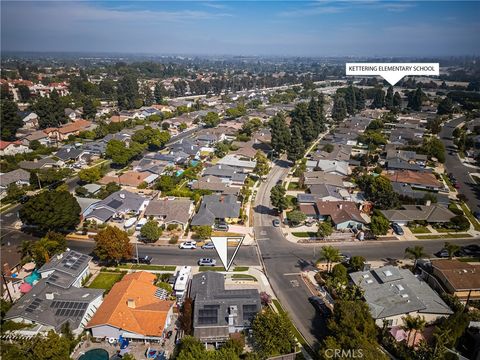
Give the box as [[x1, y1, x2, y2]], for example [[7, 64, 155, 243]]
[[191, 176, 241, 196], [299, 201, 367, 230], [301, 171, 345, 188], [86, 272, 175, 341], [217, 155, 256, 173], [64, 108, 83, 121], [423, 260, 480, 301], [144, 198, 194, 230], [98, 171, 158, 188], [44, 119, 94, 141], [191, 194, 241, 226], [306, 160, 350, 176], [190, 272, 261, 344], [55, 146, 91, 163], [230, 139, 272, 161], [389, 128, 425, 145], [350, 265, 452, 327], [0, 168, 30, 193], [83, 190, 148, 224], [1, 244, 23, 301], [18, 156, 64, 170], [203, 164, 247, 186], [0, 140, 31, 156], [18, 111, 39, 130], [386, 170, 443, 192], [21, 130, 51, 146], [392, 183, 450, 206], [297, 184, 349, 204], [380, 205, 455, 226], [311, 144, 352, 162], [4, 250, 103, 337]]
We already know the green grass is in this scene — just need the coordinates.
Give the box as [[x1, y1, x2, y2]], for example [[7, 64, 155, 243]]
[[409, 226, 431, 234], [292, 232, 317, 238], [199, 266, 226, 272], [416, 233, 472, 239], [458, 257, 480, 262], [460, 202, 480, 231], [233, 266, 249, 272], [441, 174, 455, 192], [435, 228, 461, 233], [231, 274, 257, 281], [117, 264, 177, 271], [287, 182, 301, 190], [88, 272, 125, 292]]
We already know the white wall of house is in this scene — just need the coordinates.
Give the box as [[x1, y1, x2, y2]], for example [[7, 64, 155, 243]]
[[376, 311, 448, 328]]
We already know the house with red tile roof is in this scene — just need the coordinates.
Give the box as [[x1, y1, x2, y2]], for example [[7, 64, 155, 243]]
[[0, 140, 31, 156], [86, 272, 174, 341], [385, 170, 443, 191], [44, 119, 94, 141]]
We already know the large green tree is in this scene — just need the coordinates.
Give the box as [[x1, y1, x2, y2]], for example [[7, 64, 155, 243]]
[[370, 214, 390, 236], [270, 184, 288, 212], [317, 245, 340, 272], [93, 226, 133, 263], [19, 191, 81, 232], [251, 308, 296, 359], [332, 94, 347, 122], [287, 125, 305, 162], [269, 113, 291, 154], [203, 112, 220, 128], [117, 74, 140, 110], [358, 175, 399, 210], [78, 166, 102, 183], [132, 126, 170, 150], [253, 151, 270, 178], [140, 220, 163, 243], [82, 97, 97, 120], [408, 87, 424, 111], [0, 100, 23, 140]]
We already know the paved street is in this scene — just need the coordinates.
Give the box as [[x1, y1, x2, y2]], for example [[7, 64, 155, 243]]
[[440, 116, 480, 214]]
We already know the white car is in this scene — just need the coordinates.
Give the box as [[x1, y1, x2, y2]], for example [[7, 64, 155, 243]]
[[202, 242, 215, 249], [179, 241, 197, 249], [198, 258, 216, 266]]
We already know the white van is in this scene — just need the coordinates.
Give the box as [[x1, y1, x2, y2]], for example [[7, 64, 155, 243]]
[[124, 218, 137, 229], [135, 218, 148, 231]]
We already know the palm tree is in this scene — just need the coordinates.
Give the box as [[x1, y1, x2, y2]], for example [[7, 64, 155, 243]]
[[402, 314, 426, 346], [317, 245, 341, 273], [444, 242, 460, 259], [18, 240, 33, 259], [404, 246, 427, 268]]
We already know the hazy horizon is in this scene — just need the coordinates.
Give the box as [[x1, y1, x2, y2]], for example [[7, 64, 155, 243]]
[[2, 1, 480, 57]]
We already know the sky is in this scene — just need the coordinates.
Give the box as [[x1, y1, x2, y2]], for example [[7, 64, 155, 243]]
[[1, 1, 480, 57]]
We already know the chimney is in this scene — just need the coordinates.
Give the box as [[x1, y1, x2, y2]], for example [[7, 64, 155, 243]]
[[228, 305, 238, 326], [127, 299, 136, 308], [57, 253, 63, 260], [46, 292, 54, 300], [338, 203, 343, 209], [425, 200, 431, 206]]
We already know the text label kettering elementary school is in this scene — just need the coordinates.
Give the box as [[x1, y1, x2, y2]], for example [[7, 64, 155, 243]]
[[348, 64, 436, 72]]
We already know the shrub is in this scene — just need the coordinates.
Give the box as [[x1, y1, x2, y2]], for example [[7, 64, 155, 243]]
[[169, 235, 179, 244], [167, 224, 178, 231]]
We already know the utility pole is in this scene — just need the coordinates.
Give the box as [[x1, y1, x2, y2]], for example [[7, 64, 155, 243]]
[[1, 272, 13, 303]]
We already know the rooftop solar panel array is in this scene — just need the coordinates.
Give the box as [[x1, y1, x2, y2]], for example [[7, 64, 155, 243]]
[[25, 298, 43, 313], [51, 300, 89, 318]]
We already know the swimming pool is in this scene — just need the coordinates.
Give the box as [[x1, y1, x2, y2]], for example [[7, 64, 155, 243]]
[[78, 349, 109, 360], [24, 269, 40, 285], [175, 170, 184, 177]]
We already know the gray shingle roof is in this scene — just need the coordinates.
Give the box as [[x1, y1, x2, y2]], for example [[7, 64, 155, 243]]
[[381, 205, 455, 223], [144, 199, 193, 225], [0, 168, 30, 187], [39, 250, 91, 280], [84, 190, 146, 222], [191, 195, 241, 226], [350, 265, 452, 319]]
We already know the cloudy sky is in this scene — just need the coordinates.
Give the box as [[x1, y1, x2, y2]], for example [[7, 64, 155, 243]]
[[2, 1, 479, 56]]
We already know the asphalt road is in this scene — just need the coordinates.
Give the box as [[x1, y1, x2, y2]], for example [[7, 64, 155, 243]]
[[440, 116, 480, 214]]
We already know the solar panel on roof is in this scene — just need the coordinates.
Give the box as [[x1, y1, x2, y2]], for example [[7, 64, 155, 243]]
[[106, 199, 123, 209]]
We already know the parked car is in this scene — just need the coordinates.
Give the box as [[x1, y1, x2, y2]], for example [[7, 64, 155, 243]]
[[19, 195, 30, 204], [214, 223, 229, 231], [473, 212, 480, 221], [135, 218, 147, 231], [202, 242, 215, 249], [454, 183, 461, 189], [179, 241, 197, 249], [272, 219, 281, 227], [339, 253, 351, 263], [460, 244, 480, 257], [128, 256, 151, 264], [435, 249, 450, 258], [198, 258, 216, 266], [308, 296, 331, 316], [391, 222, 404, 236]]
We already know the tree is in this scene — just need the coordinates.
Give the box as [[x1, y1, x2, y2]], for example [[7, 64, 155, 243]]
[[154, 82, 166, 104], [19, 191, 81, 232], [349, 256, 366, 272], [17, 84, 31, 102], [132, 127, 170, 150], [449, 215, 470, 231], [29, 330, 72, 360], [370, 214, 390, 236], [270, 184, 288, 212], [444, 242, 460, 259], [393, 91, 402, 110], [317, 245, 340, 272], [287, 125, 305, 162], [192, 225, 212, 239], [371, 88, 385, 109], [251, 308, 296, 358], [344, 85, 357, 115], [117, 74, 140, 110], [269, 113, 291, 154], [30, 232, 67, 266], [358, 175, 399, 210], [317, 221, 333, 240], [427, 117, 443, 134], [402, 314, 426, 346], [82, 97, 97, 120], [78, 166, 102, 183], [286, 210, 306, 226], [4, 183, 26, 203], [214, 141, 230, 158], [140, 220, 163, 242], [253, 151, 270, 178], [437, 97, 453, 115], [404, 246, 427, 268], [332, 94, 347, 122], [93, 226, 133, 263], [331, 263, 348, 284], [178, 298, 193, 335], [1, 100, 23, 140], [385, 86, 394, 110], [422, 136, 446, 163], [154, 175, 177, 192], [105, 139, 145, 166], [203, 112, 220, 128], [408, 87, 424, 111]]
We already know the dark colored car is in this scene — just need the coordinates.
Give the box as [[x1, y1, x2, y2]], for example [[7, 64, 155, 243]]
[[460, 244, 480, 257], [391, 222, 404, 235], [308, 296, 331, 316], [473, 212, 480, 221], [19, 195, 30, 204]]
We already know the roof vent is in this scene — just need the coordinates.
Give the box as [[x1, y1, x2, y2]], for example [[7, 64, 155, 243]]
[[366, 279, 373, 284], [127, 299, 136, 309], [119, 193, 126, 199], [401, 294, 409, 298], [383, 270, 393, 277]]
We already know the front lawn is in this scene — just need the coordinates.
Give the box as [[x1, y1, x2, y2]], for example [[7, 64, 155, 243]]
[[231, 274, 257, 281], [416, 233, 472, 239], [441, 174, 455, 192], [292, 232, 317, 238], [88, 272, 125, 292], [287, 182, 301, 190], [459, 202, 480, 231], [409, 226, 431, 234], [199, 266, 226, 272]]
